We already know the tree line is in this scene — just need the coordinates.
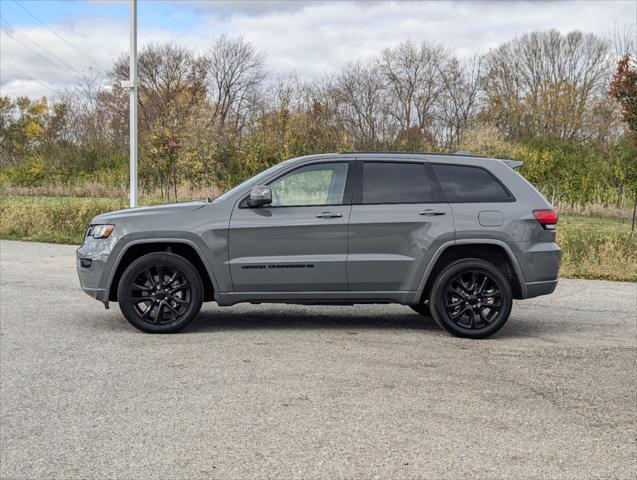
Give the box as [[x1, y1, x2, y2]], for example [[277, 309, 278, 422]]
[[1, 29, 635, 205]]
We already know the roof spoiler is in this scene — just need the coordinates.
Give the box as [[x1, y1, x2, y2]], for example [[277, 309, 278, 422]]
[[455, 151, 523, 169], [501, 159, 523, 169]]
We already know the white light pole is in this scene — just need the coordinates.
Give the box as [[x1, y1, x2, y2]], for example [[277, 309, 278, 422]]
[[121, 0, 138, 207]]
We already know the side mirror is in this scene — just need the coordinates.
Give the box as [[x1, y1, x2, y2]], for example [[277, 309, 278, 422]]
[[247, 185, 272, 207]]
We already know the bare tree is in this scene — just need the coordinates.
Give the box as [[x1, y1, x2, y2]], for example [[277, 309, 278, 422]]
[[60, 74, 110, 147], [379, 40, 448, 134], [612, 23, 636, 58], [204, 36, 266, 131], [482, 30, 614, 140], [438, 54, 483, 148], [109, 43, 208, 135], [334, 61, 393, 147]]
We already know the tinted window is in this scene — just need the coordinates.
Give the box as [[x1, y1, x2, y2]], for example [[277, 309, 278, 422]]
[[362, 162, 430, 204], [269, 162, 348, 206], [432, 164, 512, 203]]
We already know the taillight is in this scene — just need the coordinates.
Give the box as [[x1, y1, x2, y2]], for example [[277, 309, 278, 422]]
[[533, 209, 558, 230]]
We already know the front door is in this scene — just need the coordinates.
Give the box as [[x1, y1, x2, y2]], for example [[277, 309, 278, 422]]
[[347, 161, 455, 291], [228, 161, 352, 292]]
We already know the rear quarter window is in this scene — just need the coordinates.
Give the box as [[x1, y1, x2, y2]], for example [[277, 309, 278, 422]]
[[432, 164, 513, 203]]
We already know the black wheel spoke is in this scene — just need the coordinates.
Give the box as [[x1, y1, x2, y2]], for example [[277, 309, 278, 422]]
[[133, 282, 151, 291], [166, 270, 178, 285], [448, 286, 466, 298], [140, 303, 153, 319], [147, 303, 157, 323], [168, 282, 188, 294], [482, 290, 501, 299], [144, 269, 155, 288], [156, 301, 166, 323], [446, 298, 463, 308], [468, 309, 477, 328], [482, 302, 501, 310], [165, 302, 181, 315], [469, 272, 477, 291], [477, 275, 487, 293], [451, 305, 471, 319]]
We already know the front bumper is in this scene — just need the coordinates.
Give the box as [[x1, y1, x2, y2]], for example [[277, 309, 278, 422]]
[[76, 235, 117, 304]]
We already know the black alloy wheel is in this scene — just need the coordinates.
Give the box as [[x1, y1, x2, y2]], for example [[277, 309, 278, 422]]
[[430, 258, 512, 339], [444, 270, 502, 328], [117, 252, 203, 333]]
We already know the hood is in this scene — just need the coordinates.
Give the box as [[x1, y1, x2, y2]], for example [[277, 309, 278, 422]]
[[92, 200, 208, 224]]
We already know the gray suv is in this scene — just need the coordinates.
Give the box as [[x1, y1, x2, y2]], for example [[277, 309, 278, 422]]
[[77, 152, 560, 338]]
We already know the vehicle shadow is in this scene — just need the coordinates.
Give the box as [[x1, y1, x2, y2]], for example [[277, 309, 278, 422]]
[[183, 307, 575, 339], [184, 306, 440, 333], [97, 304, 573, 339]]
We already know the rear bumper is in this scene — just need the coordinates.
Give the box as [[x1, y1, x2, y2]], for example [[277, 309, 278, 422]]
[[513, 241, 560, 299], [523, 279, 558, 299]]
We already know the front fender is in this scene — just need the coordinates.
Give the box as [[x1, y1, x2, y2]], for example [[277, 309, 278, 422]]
[[101, 231, 222, 299]]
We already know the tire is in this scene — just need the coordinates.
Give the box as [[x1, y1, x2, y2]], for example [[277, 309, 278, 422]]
[[410, 304, 431, 317], [117, 252, 203, 333], [429, 258, 512, 339]]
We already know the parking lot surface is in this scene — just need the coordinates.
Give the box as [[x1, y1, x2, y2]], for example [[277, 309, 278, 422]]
[[1, 239, 636, 479]]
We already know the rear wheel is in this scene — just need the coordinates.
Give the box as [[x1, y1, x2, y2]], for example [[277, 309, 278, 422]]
[[117, 252, 203, 333], [429, 258, 512, 339]]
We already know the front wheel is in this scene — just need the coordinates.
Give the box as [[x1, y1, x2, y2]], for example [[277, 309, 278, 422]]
[[429, 259, 512, 339], [117, 252, 203, 333]]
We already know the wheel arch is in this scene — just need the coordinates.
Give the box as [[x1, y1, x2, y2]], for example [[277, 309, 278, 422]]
[[106, 239, 217, 302], [417, 240, 526, 303]]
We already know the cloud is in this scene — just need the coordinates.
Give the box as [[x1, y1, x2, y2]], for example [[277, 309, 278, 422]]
[[1, 0, 634, 98], [181, 0, 317, 16]]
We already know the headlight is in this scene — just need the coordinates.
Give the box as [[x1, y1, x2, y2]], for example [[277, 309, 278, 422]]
[[89, 224, 115, 239]]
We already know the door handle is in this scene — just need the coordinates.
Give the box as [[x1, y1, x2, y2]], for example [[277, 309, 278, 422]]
[[419, 209, 446, 216], [316, 212, 343, 219]]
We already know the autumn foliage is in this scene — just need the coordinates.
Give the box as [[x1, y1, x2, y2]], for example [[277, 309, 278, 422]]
[[610, 55, 637, 138]]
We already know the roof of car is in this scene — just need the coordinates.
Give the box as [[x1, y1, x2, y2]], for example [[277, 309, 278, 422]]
[[291, 151, 523, 169]]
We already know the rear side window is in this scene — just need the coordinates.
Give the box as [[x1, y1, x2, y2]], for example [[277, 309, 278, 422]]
[[362, 162, 430, 204], [432, 164, 512, 203]]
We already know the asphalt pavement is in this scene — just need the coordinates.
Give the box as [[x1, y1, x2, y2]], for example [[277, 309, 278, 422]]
[[1, 239, 636, 479]]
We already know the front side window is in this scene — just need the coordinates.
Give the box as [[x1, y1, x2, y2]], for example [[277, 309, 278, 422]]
[[431, 164, 512, 203], [269, 162, 349, 207], [362, 162, 431, 204]]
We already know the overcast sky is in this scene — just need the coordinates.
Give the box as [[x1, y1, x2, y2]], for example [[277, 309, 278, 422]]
[[0, 0, 635, 98]]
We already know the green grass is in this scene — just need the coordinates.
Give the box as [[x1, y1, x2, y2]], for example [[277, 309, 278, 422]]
[[557, 215, 636, 282], [1, 196, 635, 281], [0, 196, 129, 244]]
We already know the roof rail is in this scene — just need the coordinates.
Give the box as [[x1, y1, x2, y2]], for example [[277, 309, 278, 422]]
[[337, 150, 524, 168], [338, 150, 489, 159]]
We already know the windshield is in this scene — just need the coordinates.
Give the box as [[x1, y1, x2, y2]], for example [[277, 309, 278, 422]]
[[212, 160, 293, 203]]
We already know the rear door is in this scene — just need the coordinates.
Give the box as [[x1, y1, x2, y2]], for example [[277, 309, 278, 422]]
[[228, 161, 352, 292], [347, 160, 454, 292]]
